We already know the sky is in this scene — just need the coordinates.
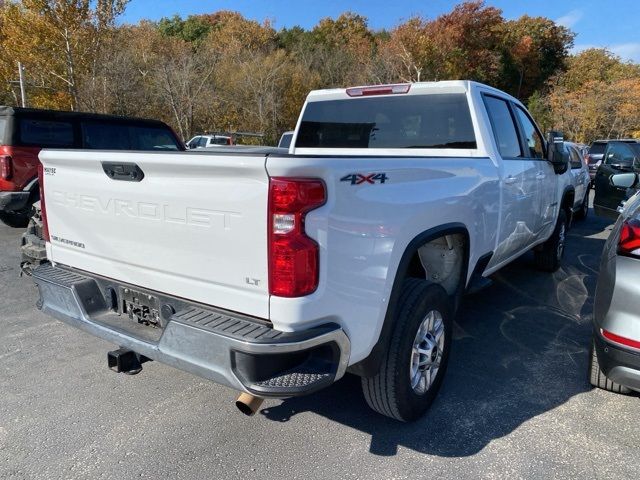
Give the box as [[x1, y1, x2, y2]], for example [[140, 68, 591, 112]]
[[121, 0, 640, 62]]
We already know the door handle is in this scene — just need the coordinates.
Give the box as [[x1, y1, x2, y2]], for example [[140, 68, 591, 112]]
[[504, 175, 517, 185], [535, 172, 546, 180]]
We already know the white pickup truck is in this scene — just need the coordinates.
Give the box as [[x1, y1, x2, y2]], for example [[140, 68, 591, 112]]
[[32, 81, 575, 421]]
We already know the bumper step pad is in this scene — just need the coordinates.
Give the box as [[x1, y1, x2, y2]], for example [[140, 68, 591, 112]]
[[170, 307, 279, 342], [255, 368, 332, 389]]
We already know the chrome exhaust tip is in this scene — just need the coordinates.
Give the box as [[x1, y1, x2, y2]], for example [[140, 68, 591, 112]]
[[235, 392, 264, 416]]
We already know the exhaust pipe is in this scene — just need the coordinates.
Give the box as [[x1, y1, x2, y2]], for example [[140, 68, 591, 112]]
[[235, 392, 264, 416]]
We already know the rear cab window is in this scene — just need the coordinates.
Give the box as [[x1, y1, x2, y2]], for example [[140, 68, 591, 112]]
[[19, 118, 74, 147], [210, 136, 230, 146], [81, 122, 181, 151], [296, 93, 476, 150], [132, 126, 181, 150]]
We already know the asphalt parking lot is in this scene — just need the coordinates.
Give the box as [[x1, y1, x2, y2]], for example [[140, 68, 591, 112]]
[[1, 198, 639, 480]]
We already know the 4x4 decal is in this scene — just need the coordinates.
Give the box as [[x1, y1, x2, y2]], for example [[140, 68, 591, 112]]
[[340, 173, 388, 185]]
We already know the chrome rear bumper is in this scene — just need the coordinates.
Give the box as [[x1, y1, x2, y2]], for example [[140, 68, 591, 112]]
[[32, 263, 350, 397]]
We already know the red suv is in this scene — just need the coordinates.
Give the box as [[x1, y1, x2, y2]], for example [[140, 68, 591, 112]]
[[0, 106, 184, 225]]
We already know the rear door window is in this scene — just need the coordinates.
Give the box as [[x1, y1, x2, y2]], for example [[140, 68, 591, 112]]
[[20, 119, 74, 147], [296, 93, 476, 149], [513, 106, 545, 159], [605, 143, 635, 167], [483, 96, 522, 158], [568, 146, 584, 169]]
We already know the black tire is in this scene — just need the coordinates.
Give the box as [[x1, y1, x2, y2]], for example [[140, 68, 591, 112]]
[[361, 279, 453, 422], [588, 339, 631, 394], [534, 209, 567, 272], [0, 211, 29, 228], [574, 190, 589, 221]]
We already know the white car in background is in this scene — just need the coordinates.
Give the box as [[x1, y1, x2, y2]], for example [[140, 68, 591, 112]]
[[186, 134, 233, 149], [565, 141, 591, 221]]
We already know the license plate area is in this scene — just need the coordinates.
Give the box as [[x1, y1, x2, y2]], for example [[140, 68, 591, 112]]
[[120, 287, 162, 328]]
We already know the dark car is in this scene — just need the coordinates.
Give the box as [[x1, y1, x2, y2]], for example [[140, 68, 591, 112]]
[[594, 140, 640, 218], [0, 106, 184, 225], [590, 172, 640, 394], [586, 140, 608, 184]]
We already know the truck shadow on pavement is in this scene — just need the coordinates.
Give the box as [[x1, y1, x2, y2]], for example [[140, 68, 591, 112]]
[[260, 213, 619, 457]]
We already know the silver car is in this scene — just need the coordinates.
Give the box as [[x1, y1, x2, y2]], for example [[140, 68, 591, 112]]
[[565, 142, 591, 221], [590, 172, 640, 393]]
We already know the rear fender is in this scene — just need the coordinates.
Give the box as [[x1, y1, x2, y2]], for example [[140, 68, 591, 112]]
[[348, 223, 470, 377]]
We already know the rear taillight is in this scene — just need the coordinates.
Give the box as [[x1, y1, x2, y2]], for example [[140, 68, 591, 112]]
[[618, 219, 640, 258], [601, 329, 640, 351], [37, 163, 50, 242], [268, 178, 326, 297], [0, 155, 12, 180], [346, 83, 411, 97]]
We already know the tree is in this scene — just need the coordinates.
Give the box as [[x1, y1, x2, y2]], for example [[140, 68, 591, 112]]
[[425, 1, 504, 83], [499, 16, 574, 99], [0, 0, 128, 110], [157, 14, 212, 44], [378, 2, 505, 84], [379, 17, 435, 82], [527, 90, 553, 134], [308, 12, 375, 86]]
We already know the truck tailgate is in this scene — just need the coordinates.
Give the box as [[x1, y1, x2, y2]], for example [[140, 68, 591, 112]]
[[40, 150, 269, 319]]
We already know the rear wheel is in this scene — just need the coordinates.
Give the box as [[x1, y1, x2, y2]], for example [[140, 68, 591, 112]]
[[361, 279, 453, 422], [588, 339, 631, 394], [534, 209, 567, 272], [574, 190, 589, 221]]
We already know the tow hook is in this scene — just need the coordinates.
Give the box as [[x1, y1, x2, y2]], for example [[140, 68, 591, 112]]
[[235, 392, 264, 416], [107, 348, 150, 375]]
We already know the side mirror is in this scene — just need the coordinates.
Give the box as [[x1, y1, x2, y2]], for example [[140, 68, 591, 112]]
[[610, 172, 638, 189], [546, 131, 568, 174]]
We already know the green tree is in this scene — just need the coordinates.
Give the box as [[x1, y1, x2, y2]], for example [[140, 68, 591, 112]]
[[499, 15, 574, 99], [157, 14, 212, 44]]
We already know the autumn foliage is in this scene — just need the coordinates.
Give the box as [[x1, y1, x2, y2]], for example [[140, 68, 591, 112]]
[[0, 1, 638, 144]]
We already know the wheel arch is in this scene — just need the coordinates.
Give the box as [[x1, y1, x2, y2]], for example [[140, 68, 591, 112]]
[[348, 222, 471, 377], [23, 176, 40, 201], [561, 185, 575, 219]]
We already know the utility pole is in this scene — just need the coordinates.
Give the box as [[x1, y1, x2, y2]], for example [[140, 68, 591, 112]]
[[17, 62, 27, 107]]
